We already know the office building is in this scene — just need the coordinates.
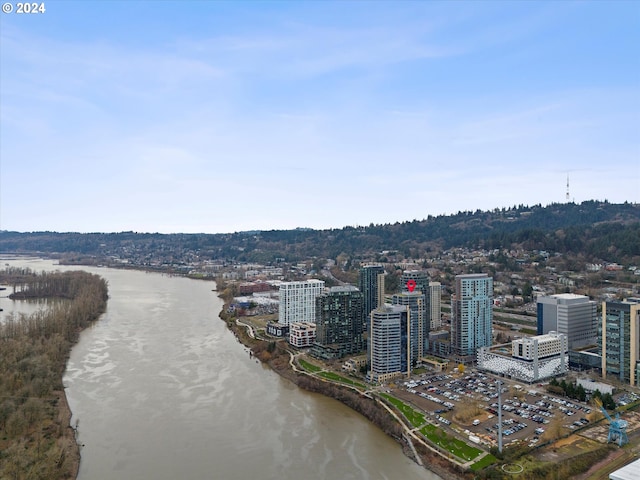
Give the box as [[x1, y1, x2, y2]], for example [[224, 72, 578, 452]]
[[359, 264, 385, 323], [368, 305, 409, 383], [452, 273, 493, 359], [477, 332, 568, 383], [602, 298, 640, 386], [537, 293, 598, 349], [278, 279, 325, 326], [311, 285, 365, 360], [512, 331, 568, 361]]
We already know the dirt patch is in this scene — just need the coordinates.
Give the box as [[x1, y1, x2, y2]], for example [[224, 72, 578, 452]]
[[553, 436, 580, 448]]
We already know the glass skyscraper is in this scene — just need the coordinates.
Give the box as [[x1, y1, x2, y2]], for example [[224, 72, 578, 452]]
[[452, 273, 493, 359], [359, 264, 385, 324], [602, 298, 640, 386], [311, 285, 365, 360]]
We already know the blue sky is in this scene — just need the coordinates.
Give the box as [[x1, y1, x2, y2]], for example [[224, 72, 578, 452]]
[[1, 0, 638, 234]]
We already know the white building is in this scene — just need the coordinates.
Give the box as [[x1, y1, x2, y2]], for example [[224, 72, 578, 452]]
[[289, 322, 316, 348], [278, 279, 325, 326], [576, 378, 613, 396], [477, 332, 568, 383], [512, 331, 568, 361]]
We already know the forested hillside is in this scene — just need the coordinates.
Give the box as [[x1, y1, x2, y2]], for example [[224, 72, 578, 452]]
[[1, 201, 638, 265]]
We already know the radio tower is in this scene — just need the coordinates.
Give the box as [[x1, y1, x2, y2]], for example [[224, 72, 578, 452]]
[[566, 174, 570, 203]]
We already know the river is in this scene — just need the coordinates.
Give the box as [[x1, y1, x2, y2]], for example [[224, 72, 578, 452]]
[[1, 256, 439, 480]]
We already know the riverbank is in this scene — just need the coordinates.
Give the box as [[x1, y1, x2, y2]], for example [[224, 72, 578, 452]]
[[218, 297, 466, 480], [58, 390, 81, 478]]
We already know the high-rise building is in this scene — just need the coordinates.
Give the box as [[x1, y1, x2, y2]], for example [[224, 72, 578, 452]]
[[401, 270, 430, 295], [429, 282, 442, 330], [401, 269, 431, 331], [537, 293, 598, 349], [602, 298, 640, 386], [359, 264, 385, 323], [278, 279, 325, 325], [452, 273, 493, 359], [368, 305, 409, 383], [392, 291, 427, 366], [311, 285, 365, 360]]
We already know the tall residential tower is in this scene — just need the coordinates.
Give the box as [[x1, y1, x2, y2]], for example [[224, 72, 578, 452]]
[[359, 264, 385, 323], [602, 298, 640, 386], [452, 273, 493, 359], [278, 279, 325, 325], [429, 282, 442, 330], [392, 291, 428, 365], [368, 305, 410, 383], [311, 285, 365, 360]]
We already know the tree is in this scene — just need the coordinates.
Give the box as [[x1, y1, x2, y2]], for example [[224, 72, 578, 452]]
[[542, 415, 564, 442], [576, 384, 586, 402], [566, 382, 576, 399]]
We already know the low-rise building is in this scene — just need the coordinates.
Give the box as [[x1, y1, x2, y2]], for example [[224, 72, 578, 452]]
[[266, 321, 289, 338], [289, 322, 316, 348], [477, 332, 568, 383], [512, 331, 568, 361]]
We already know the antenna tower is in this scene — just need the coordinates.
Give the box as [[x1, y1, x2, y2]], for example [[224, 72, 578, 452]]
[[566, 174, 570, 203]]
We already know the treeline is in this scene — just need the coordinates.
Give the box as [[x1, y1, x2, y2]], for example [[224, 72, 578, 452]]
[[0, 269, 108, 480], [547, 378, 588, 402], [0, 201, 638, 265], [547, 378, 616, 410], [4, 267, 103, 300]]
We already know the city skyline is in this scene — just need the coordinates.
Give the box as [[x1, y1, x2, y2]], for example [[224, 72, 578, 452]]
[[1, 1, 638, 234]]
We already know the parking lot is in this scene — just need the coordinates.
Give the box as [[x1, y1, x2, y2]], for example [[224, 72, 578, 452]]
[[389, 369, 595, 449]]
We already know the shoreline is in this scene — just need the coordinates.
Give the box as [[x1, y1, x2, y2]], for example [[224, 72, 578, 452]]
[[59, 389, 81, 479], [219, 298, 467, 480]]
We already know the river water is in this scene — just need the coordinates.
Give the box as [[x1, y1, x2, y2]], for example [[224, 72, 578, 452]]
[[1, 257, 439, 480]]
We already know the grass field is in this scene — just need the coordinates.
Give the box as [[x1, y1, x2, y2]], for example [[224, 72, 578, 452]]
[[298, 358, 322, 373], [469, 453, 498, 471], [317, 371, 366, 389], [419, 424, 484, 462], [381, 393, 426, 428]]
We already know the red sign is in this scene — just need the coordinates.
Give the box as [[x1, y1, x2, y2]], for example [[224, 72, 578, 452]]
[[406, 279, 416, 292]]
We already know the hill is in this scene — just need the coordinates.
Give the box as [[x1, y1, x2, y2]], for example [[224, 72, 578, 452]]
[[1, 201, 638, 266]]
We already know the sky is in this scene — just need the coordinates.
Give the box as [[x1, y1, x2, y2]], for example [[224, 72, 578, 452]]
[[1, 1, 639, 234]]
